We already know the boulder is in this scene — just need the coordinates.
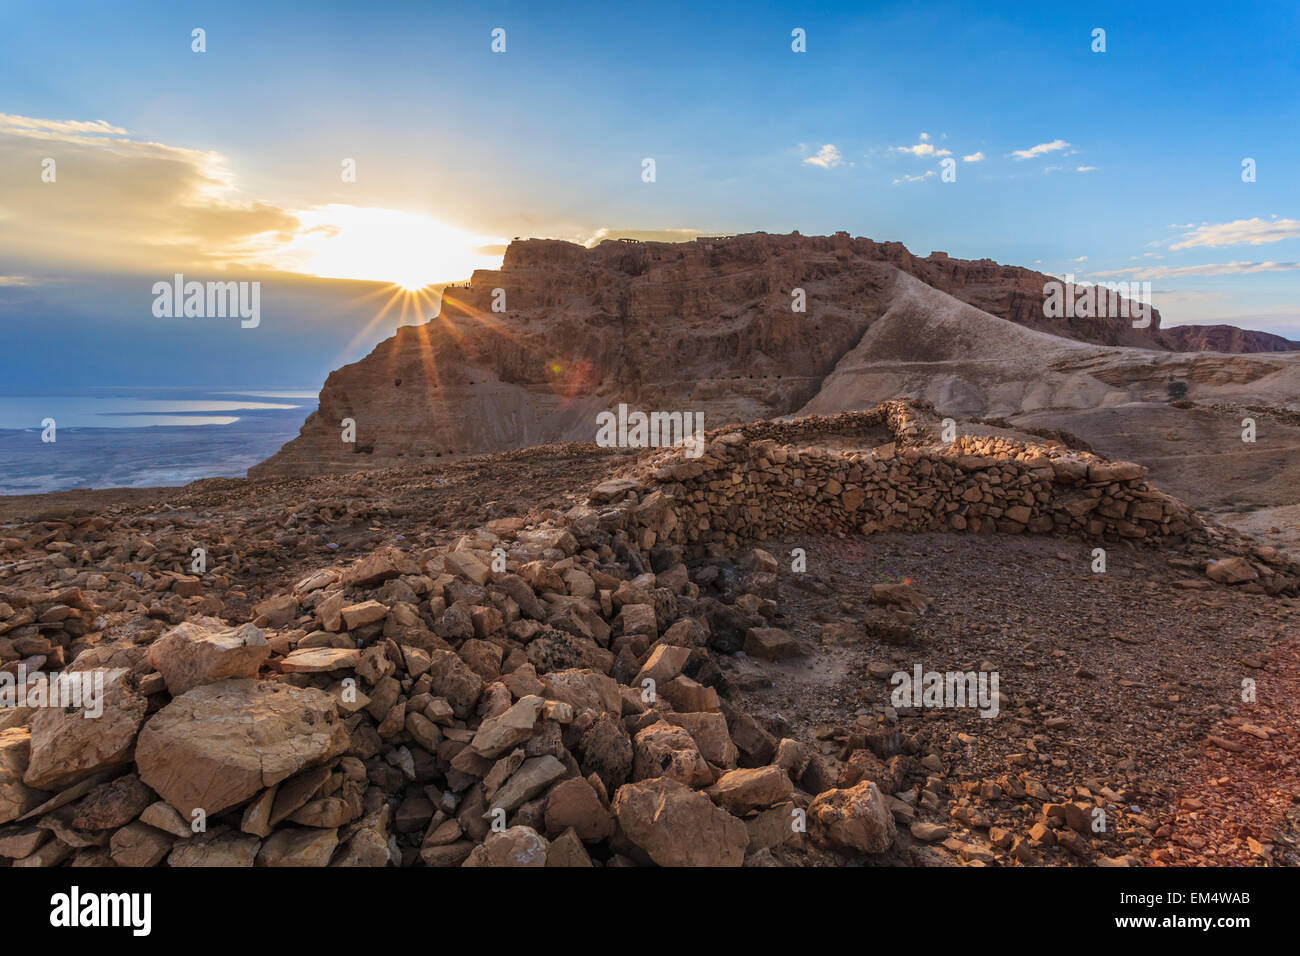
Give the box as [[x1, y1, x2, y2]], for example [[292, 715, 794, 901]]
[[487, 755, 567, 816], [23, 668, 147, 790], [109, 822, 176, 867], [706, 766, 794, 815], [166, 827, 261, 867], [425, 650, 484, 719], [462, 825, 548, 867], [543, 776, 615, 842], [135, 680, 349, 817], [1086, 461, 1148, 482], [632, 721, 712, 787], [344, 547, 413, 587], [70, 773, 153, 830], [340, 600, 388, 629], [578, 713, 634, 790], [146, 620, 270, 695], [808, 781, 896, 854], [1206, 557, 1259, 585], [470, 695, 544, 758], [278, 647, 361, 673], [633, 644, 692, 688], [612, 777, 747, 867]]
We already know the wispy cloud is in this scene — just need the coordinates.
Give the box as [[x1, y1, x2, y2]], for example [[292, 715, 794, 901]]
[[1075, 165, 1096, 172], [803, 143, 843, 168], [0, 113, 128, 139], [1092, 261, 1300, 280], [892, 170, 936, 185], [962, 151, 985, 163], [1170, 217, 1300, 250], [1011, 139, 1070, 160]]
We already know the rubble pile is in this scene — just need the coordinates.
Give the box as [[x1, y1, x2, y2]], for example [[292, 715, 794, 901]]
[[2, 401, 1295, 867]]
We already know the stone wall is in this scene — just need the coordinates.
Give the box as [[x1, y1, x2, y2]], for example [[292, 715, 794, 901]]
[[584, 401, 1200, 554]]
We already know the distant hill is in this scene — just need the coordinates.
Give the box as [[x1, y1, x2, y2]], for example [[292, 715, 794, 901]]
[[1164, 324, 1300, 353]]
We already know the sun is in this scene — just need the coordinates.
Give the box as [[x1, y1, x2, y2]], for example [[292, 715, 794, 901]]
[[269, 204, 503, 290], [393, 269, 435, 292]]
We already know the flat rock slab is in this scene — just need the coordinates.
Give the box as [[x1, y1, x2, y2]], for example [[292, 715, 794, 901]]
[[279, 647, 361, 673], [135, 679, 349, 818]]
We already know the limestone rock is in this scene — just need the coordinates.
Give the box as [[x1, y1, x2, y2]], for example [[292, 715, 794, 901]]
[[1206, 557, 1259, 585], [1, 728, 43, 824], [612, 777, 748, 867], [707, 766, 794, 815], [166, 827, 261, 867], [462, 825, 548, 867], [146, 619, 270, 695], [808, 781, 897, 855], [70, 773, 153, 830], [257, 826, 339, 866], [632, 721, 712, 787], [110, 821, 176, 867], [135, 679, 349, 817], [23, 668, 147, 791], [470, 694, 544, 758], [543, 776, 614, 842]]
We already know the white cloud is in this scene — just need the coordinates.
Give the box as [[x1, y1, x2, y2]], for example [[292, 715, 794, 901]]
[[892, 170, 936, 185], [962, 151, 985, 163], [1011, 139, 1070, 160], [893, 142, 951, 157], [1072, 255, 1088, 262], [1170, 217, 1300, 250], [1076, 165, 1097, 172], [804, 143, 843, 169]]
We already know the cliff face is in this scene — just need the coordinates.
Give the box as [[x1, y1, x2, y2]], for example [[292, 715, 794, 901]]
[[249, 232, 1263, 478]]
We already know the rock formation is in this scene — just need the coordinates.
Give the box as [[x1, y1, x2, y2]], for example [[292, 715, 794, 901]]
[[251, 232, 1297, 479]]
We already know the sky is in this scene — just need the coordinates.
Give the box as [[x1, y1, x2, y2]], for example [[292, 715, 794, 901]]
[[2, 0, 1298, 390]]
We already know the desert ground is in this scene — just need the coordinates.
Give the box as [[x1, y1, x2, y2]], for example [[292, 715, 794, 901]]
[[2, 395, 1297, 868]]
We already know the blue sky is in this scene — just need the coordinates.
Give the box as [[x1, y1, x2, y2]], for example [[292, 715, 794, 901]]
[[2, 0, 1298, 389]]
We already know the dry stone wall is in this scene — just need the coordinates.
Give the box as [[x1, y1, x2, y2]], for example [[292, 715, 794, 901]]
[[585, 401, 1201, 554]]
